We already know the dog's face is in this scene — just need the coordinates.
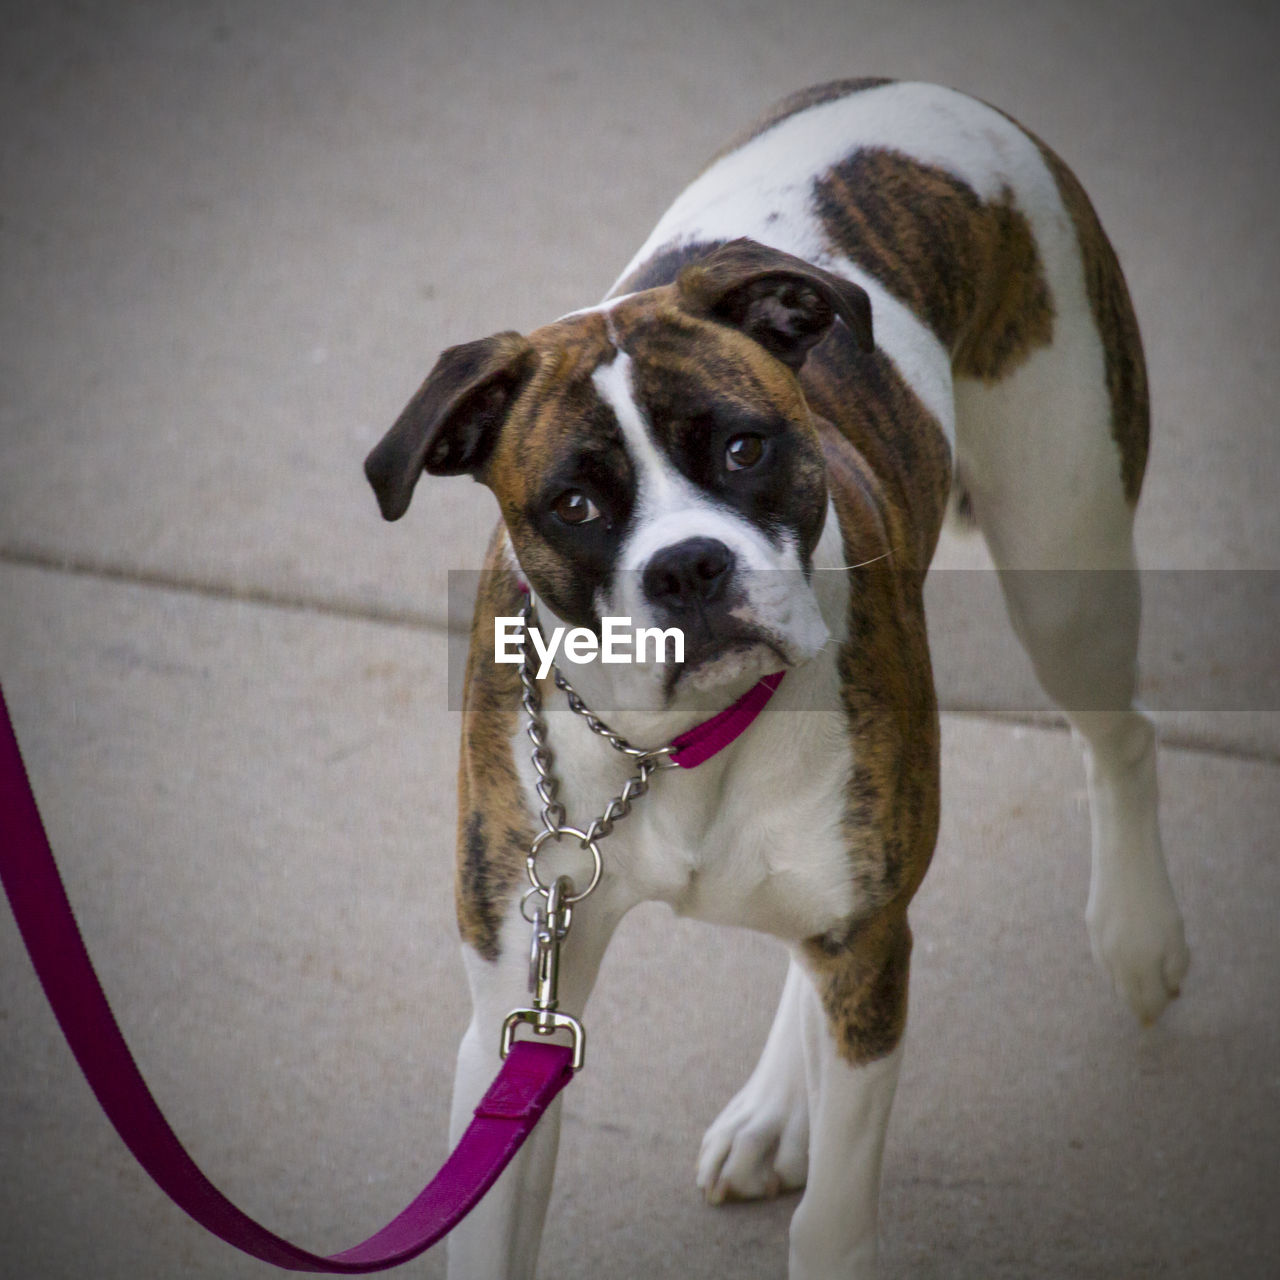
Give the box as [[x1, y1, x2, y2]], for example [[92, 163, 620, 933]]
[[367, 240, 873, 701]]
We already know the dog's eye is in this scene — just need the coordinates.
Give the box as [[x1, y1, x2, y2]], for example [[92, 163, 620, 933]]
[[725, 433, 765, 471], [550, 489, 600, 526]]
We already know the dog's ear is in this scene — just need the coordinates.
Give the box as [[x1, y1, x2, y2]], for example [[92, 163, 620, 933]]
[[364, 331, 534, 520], [676, 238, 874, 370]]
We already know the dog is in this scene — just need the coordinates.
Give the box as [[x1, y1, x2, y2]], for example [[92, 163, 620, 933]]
[[364, 78, 1191, 1278]]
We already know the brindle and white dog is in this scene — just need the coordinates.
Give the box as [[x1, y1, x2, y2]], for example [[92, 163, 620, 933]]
[[365, 79, 1190, 1279]]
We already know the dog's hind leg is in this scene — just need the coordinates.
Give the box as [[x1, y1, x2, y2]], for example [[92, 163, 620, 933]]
[[991, 544, 1189, 1024], [955, 347, 1189, 1024], [697, 953, 811, 1203], [950, 136, 1189, 1023], [446, 895, 623, 1280]]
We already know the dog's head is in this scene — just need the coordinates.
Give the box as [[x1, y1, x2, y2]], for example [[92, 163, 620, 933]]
[[366, 240, 873, 703]]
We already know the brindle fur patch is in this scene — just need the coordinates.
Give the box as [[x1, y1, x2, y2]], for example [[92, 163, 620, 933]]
[[798, 324, 947, 1064], [484, 314, 629, 628], [808, 323, 954, 568], [455, 533, 536, 960], [814, 148, 1055, 382], [800, 909, 913, 1062], [1033, 140, 1150, 502]]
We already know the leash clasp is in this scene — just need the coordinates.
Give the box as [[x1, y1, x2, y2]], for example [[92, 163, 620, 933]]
[[501, 875, 586, 1070]]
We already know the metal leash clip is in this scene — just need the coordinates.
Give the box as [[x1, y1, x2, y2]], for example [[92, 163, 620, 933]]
[[501, 874, 586, 1070], [501, 596, 676, 1072]]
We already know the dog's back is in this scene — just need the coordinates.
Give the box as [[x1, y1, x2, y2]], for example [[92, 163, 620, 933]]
[[613, 79, 1147, 539]]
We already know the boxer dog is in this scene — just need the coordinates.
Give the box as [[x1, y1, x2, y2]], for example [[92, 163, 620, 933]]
[[365, 78, 1190, 1278]]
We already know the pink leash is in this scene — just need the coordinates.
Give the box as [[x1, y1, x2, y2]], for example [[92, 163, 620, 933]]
[[0, 661, 781, 1270], [0, 685, 572, 1273]]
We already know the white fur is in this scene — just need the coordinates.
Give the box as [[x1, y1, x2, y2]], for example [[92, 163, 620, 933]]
[[449, 80, 1189, 1280], [789, 980, 902, 1279]]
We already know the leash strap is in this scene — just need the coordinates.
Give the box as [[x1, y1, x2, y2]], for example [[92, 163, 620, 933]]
[[0, 685, 574, 1273]]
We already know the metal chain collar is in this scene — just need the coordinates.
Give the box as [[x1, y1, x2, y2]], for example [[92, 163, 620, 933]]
[[502, 597, 677, 1069], [517, 597, 676, 913]]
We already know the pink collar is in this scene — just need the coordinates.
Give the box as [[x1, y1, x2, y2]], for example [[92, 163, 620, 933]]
[[667, 671, 786, 768]]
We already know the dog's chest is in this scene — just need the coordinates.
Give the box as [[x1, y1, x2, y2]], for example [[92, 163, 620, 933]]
[[513, 649, 858, 941]]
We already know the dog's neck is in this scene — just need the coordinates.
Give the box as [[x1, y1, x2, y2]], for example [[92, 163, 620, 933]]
[[518, 500, 850, 753], [524, 596, 763, 751]]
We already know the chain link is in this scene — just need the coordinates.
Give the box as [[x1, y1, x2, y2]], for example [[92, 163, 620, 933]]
[[519, 598, 675, 904]]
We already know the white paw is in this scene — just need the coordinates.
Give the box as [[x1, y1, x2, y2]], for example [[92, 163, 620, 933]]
[[1087, 879, 1190, 1025], [696, 1079, 809, 1205]]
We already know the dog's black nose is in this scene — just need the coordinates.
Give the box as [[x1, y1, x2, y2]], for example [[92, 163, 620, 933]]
[[642, 537, 735, 612]]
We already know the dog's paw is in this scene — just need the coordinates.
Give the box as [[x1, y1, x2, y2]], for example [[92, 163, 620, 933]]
[[696, 1078, 808, 1204], [1087, 878, 1190, 1025]]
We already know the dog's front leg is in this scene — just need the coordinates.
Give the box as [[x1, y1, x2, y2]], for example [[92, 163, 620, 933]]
[[698, 954, 812, 1202], [787, 912, 910, 1280], [446, 894, 623, 1280]]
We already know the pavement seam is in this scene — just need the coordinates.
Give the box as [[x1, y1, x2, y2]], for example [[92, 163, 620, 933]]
[[4, 546, 1276, 767], [941, 705, 1280, 766], [0, 544, 445, 632]]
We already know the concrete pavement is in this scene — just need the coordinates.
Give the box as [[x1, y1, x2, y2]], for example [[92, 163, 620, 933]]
[[2, 3, 1277, 1276]]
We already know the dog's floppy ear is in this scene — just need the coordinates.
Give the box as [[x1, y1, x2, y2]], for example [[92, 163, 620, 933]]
[[364, 331, 534, 520], [676, 238, 874, 370]]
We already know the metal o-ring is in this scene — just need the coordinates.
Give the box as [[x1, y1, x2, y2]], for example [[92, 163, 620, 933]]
[[526, 825, 603, 903]]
